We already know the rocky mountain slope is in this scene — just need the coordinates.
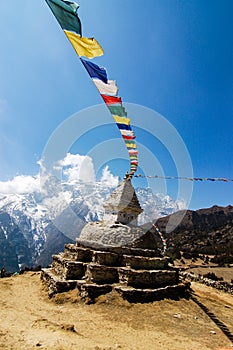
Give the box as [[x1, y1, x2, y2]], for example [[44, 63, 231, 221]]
[[1, 173, 232, 273], [0, 183, 182, 272], [155, 205, 233, 256]]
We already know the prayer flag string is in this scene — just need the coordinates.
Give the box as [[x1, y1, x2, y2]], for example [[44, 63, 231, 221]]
[[134, 174, 233, 182], [45, 0, 138, 175]]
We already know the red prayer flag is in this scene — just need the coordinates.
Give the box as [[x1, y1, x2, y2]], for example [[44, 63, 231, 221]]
[[101, 94, 122, 105], [122, 135, 135, 140]]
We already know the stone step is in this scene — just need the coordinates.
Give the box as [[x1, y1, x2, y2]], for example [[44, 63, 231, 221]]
[[76, 240, 158, 258], [122, 255, 170, 270], [64, 244, 93, 262], [92, 250, 121, 266], [118, 267, 179, 288], [41, 268, 85, 297], [76, 282, 112, 303], [86, 263, 119, 284], [52, 254, 86, 280], [115, 283, 190, 303]]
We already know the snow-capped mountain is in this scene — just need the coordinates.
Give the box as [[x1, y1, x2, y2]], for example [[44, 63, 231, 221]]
[[0, 181, 183, 272]]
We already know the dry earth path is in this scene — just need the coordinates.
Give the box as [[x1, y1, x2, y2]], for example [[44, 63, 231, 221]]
[[0, 272, 233, 350]]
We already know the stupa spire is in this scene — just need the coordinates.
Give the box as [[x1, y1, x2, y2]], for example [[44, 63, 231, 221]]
[[104, 177, 143, 225]]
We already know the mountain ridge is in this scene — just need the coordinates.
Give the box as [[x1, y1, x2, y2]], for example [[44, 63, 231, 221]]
[[0, 184, 182, 272], [155, 204, 233, 256]]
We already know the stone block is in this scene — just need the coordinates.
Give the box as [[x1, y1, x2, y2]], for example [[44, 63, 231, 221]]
[[52, 255, 86, 280], [86, 264, 119, 284], [64, 244, 93, 262], [77, 282, 112, 302], [115, 283, 190, 303], [118, 267, 178, 288], [92, 251, 121, 266], [123, 255, 169, 270], [41, 268, 78, 297]]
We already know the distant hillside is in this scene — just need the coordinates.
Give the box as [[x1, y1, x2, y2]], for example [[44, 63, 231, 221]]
[[155, 205, 233, 256]]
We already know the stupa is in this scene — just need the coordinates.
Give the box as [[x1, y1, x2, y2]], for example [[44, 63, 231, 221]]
[[77, 176, 157, 249], [41, 176, 189, 303]]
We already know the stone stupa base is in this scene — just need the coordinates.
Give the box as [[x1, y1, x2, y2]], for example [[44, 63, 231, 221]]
[[41, 241, 190, 303]]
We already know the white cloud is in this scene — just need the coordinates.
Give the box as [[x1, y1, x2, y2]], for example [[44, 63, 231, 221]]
[[99, 166, 119, 188], [176, 199, 187, 210], [0, 175, 40, 194], [58, 153, 96, 184], [0, 153, 118, 196]]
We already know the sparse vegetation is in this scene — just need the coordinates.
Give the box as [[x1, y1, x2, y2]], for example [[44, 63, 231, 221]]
[[210, 254, 233, 266], [203, 272, 223, 281]]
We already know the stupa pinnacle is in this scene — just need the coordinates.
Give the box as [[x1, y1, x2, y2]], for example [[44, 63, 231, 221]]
[[103, 176, 143, 226]]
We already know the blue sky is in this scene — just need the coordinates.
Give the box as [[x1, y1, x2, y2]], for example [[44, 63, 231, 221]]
[[0, 0, 232, 210]]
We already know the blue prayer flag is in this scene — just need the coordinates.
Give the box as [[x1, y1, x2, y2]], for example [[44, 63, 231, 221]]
[[81, 58, 108, 84]]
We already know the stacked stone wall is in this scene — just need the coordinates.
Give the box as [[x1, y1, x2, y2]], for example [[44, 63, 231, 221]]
[[181, 271, 233, 295]]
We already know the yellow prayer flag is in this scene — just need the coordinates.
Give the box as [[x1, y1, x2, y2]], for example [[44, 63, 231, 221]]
[[64, 30, 104, 59], [113, 116, 130, 125], [125, 142, 137, 148]]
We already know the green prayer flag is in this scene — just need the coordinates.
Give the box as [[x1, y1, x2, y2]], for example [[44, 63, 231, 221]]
[[108, 105, 127, 117], [46, 0, 82, 35]]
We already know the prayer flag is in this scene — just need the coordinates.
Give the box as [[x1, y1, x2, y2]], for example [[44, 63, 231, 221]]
[[101, 95, 122, 105], [116, 123, 132, 130], [125, 141, 137, 148], [108, 105, 127, 117], [122, 135, 135, 140], [64, 30, 104, 58], [120, 130, 135, 137], [46, 0, 139, 175], [92, 78, 118, 96], [128, 149, 138, 155], [113, 116, 130, 125], [81, 58, 108, 84], [46, 0, 82, 35]]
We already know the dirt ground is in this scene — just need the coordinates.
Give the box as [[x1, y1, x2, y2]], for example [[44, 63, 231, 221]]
[[0, 272, 233, 350], [186, 266, 233, 283]]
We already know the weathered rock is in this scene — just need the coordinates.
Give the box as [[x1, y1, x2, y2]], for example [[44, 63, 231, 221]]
[[123, 255, 170, 270], [86, 263, 119, 284], [103, 178, 143, 226], [181, 271, 233, 295], [118, 267, 178, 288], [115, 283, 190, 303], [41, 268, 79, 297], [64, 244, 93, 262], [92, 251, 121, 266], [52, 254, 86, 280], [78, 221, 158, 251], [77, 282, 112, 303], [76, 240, 158, 258]]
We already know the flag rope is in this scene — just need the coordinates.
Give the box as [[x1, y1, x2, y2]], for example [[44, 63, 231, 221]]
[[152, 224, 167, 255], [135, 174, 233, 182]]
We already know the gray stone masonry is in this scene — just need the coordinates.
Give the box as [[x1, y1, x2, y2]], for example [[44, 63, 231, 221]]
[[115, 284, 189, 303], [86, 263, 119, 284], [52, 254, 86, 280], [122, 255, 170, 270], [76, 239, 158, 258], [64, 244, 92, 262], [41, 242, 189, 302], [118, 267, 178, 288], [92, 251, 120, 266], [41, 178, 189, 302], [41, 268, 81, 297], [77, 282, 112, 302]]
